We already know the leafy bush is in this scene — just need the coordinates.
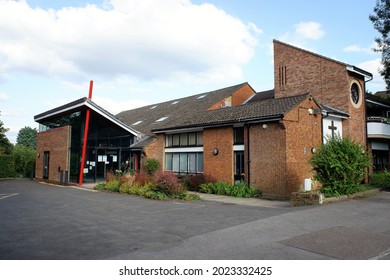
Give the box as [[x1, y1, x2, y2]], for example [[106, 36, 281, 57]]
[[199, 181, 261, 198], [134, 171, 149, 185], [230, 182, 262, 198], [155, 172, 184, 195], [310, 136, 371, 197], [104, 179, 120, 192], [0, 155, 15, 178], [183, 173, 217, 191], [94, 182, 106, 190], [145, 158, 160, 176], [94, 172, 201, 201], [371, 171, 390, 187], [12, 144, 35, 178]]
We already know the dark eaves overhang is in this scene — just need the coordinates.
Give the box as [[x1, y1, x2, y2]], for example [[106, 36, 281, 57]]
[[34, 98, 140, 137], [152, 115, 283, 134]]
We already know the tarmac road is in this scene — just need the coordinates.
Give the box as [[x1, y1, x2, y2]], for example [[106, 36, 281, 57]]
[[1, 179, 389, 260]]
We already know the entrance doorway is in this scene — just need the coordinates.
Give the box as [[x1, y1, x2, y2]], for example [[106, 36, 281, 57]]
[[96, 149, 120, 180], [43, 151, 50, 179]]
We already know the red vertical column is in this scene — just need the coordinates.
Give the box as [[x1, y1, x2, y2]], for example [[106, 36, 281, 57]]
[[78, 80, 93, 185]]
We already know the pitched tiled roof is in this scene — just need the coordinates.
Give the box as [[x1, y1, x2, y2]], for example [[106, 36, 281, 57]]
[[248, 90, 274, 103], [116, 83, 250, 135], [153, 93, 309, 132]]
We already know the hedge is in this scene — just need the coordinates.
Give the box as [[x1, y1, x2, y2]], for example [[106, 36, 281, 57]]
[[0, 155, 15, 178]]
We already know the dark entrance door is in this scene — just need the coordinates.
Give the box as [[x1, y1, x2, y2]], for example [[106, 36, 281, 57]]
[[96, 149, 120, 180], [43, 151, 50, 179]]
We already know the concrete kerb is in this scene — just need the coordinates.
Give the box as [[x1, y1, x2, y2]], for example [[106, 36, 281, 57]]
[[190, 192, 291, 208]]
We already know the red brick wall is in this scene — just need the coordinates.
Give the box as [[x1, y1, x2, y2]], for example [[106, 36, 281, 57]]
[[231, 83, 255, 106], [273, 40, 350, 111], [35, 126, 71, 183], [283, 97, 323, 195], [143, 135, 164, 172], [273, 40, 366, 146], [203, 126, 234, 184], [248, 123, 287, 198], [208, 83, 255, 110]]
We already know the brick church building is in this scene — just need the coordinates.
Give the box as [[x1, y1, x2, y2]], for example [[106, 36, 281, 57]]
[[34, 40, 375, 198]]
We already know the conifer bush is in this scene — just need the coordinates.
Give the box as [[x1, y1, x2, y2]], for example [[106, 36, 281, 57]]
[[310, 136, 370, 197]]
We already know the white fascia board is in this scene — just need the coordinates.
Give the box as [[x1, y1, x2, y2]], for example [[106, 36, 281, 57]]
[[156, 127, 204, 134], [34, 103, 85, 122]]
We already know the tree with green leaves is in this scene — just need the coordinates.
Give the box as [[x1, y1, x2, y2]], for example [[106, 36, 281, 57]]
[[12, 144, 36, 178], [369, 0, 390, 89], [16, 126, 38, 149], [0, 112, 13, 155]]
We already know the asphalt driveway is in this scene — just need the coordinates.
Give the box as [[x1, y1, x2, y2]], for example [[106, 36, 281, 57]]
[[1, 179, 389, 260]]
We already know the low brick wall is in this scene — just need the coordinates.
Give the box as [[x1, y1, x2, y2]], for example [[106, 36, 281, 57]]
[[291, 188, 383, 206], [291, 192, 323, 206]]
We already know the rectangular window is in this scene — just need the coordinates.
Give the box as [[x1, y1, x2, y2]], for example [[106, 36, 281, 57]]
[[166, 135, 173, 147], [165, 131, 203, 147], [188, 153, 196, 173], [172, 134, 180, 147], [165, 152, 203, 174], [189, 132, 197, 146], [197, 153, 204, 173], [180, 133, 188, 146], [197, 132, 203, 146], [172, 153, 180, 172], [179, 153, 188, 172], [165, 153, 173, 171], [234, 127, 244, 145], [234, 151, 245, 181]]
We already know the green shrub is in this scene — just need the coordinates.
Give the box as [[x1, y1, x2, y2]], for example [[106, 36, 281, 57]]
[[183, 174, 217, 191], [119, 182, 132, 193], [199, 181, 261, 198], [371, 171, 390, 187], [310, 136, 371, 197], [230, 182, 261, 198], [94, 182, 106, 190], [104, 179, 120, 192], [0, 155, 15, 178], [155, 172, 184, 195], [145, 158, 160, 176], [12, 145, 35, 178]]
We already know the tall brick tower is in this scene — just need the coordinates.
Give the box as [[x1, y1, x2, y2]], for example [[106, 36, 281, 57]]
[[273, 40, 372, 145]]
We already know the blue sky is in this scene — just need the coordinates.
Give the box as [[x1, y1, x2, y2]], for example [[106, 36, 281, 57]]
[[0, 0, 384, 143]]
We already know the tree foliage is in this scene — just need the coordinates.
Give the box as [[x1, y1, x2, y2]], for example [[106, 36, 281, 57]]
[[0, 112, 13, 155], [12, 144, 36, 178], [310, 136, 371, 197], [16, 126, 38, 149], [369, 0, 390, 89]]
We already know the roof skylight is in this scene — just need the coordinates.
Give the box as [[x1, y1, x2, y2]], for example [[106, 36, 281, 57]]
[[132, 120, 143, 126], [150, 105, 158, 109], [197, 95, 207, 99], [171, 101, 179, 105], [155, 116, 169, 122]]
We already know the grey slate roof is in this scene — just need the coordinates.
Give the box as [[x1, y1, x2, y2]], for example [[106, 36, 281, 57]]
[[152, 93, 309, 132], [116, 83, 251, 135]]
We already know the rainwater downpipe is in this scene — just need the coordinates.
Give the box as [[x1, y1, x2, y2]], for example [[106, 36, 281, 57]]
[[245, 123, 251, 185]]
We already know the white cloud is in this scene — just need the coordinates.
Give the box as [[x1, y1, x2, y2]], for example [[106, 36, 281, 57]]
[[295, 22, 325, 40], [93, 96, 149, 114], [0, 92, 9, 101], [358, 58, 387, 92], [0, 0, 258, 85], [279, 21, 325, 50], [343, 43, 377, 54]]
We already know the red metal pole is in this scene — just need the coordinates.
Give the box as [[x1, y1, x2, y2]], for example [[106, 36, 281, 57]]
[[78, 80, 93, 185]]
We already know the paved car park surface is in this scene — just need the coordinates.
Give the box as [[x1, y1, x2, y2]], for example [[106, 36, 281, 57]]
[[1, 179, 389, 260]]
